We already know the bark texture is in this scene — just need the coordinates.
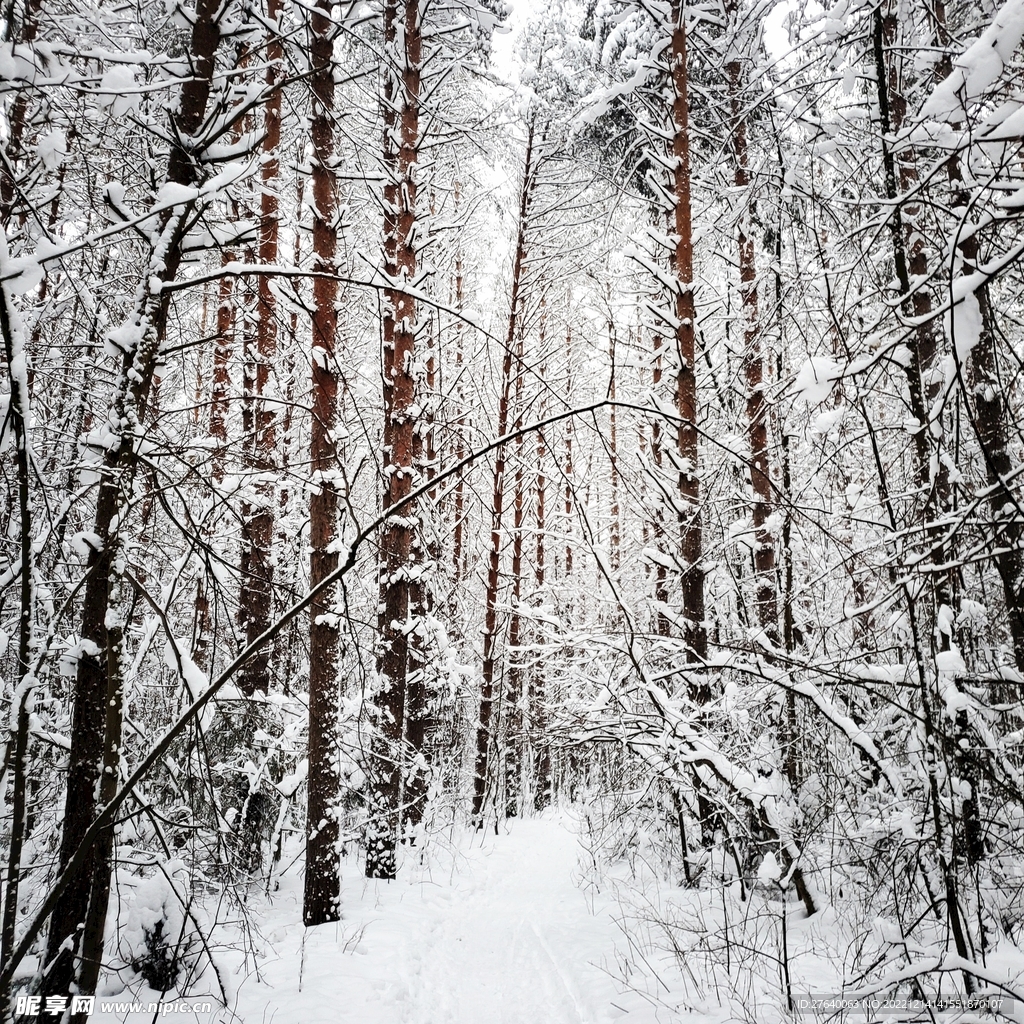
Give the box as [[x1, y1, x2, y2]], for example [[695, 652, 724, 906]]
[[304, 0, 342, 926], [670, 6, 707, 674], [367, 0, 427, 879], [42, 0, 225, 1009], [471, 119, 537, 824], [238, 0, 284, 698], [725, 31, 778, 642]]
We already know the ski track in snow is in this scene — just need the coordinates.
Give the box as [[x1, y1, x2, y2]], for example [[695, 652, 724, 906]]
[[228, 816, 653, 1024]]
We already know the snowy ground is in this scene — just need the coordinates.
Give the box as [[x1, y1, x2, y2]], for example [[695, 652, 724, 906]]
[[236, 815, 664, 1024], [86, 815, 677, 1024], [76, 813, 1024, 1024]]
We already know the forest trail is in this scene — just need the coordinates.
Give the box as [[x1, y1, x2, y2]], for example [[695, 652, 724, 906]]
[[231, 816, 658, 1024]]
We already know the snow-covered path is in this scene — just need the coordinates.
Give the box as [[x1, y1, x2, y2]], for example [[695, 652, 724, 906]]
[[233, 817, 653, 1024]]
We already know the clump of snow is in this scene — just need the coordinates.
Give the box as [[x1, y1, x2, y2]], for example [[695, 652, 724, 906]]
[[119, 863, 199, 994], [794, 356, 843, 405], [161, 637, 219, 729], [274, 759, 308, 798], [936, 604, 955, 637], [96, 65, 142, 117], [155, 182, 200, 209], [58, 636, 102, 677], [106, 319, 144, 359], [921, 0, 1024, 121], [35, 129, 67, 170], [70, 531, 102, 561], [4, 255, 43, 294], [757, 850, 782, 883], [957, 598, 987, 632], [162, 638, 209, 703], [936, 644, 967, 678], [813, 404, 845, 435], [946, 275, 984, 366]]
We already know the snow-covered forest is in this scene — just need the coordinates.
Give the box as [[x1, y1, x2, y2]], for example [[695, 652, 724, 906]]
[[2, 0, 1024, 1019]]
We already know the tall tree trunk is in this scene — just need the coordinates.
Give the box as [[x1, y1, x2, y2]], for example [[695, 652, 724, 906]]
[[367, 0, 425, 879], [0, 0, 42, 225], [870, 5, 936, 496], [670, 4, 707, 674], [303, 0, 342, 926], [608, 317, 620, 570], [563, 321, 574, 577], [871, 2, 978, 971], [404, 304, 438, 833], [450, 181, 468, 593], [471, 119, 538, 824], [725, 29, 778, 643], [0, 6, 42, 1005], [504, 330, 527, 818], [210, 242, 235, 486], [532, 354, 551, 811], [238, 0, 284, 698], [651, 329, 670, 636], [273, 168, 305, 688], [0, 240, 34, 1017], [41, 0, 225, 1009], [879, 3, 954, 645], [933, 15, 1024, 674]]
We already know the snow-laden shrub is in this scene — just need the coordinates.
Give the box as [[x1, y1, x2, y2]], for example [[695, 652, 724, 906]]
[[120, 862, 197, 992]]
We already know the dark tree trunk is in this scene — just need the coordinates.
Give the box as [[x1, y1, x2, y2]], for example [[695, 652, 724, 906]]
[[0, 6, 43, 1006], [451, 181, 468, 597], [670, 5, 707, 675], [303, 0, 342, 926], [472, 120, 537, 825], [41, 0, 225, 1010], [608, 318, 620, 569], [871, 5, 937, 494], [238, 0, 284, 698], [367, 0, 426, 879], [651, 329, 670, 637], [563, 322, 574, 577], [0, 0, 43, 225], [210, 244, 234, 486], [532, 347, 551, 811], [725, 35, 778, 643], [0, 254, 33, 1017], [504, 332, 527, 819]]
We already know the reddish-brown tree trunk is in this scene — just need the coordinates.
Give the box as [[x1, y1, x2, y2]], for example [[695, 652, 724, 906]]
[[210, 245, 234, 484], [42, 0, 225, 1009], [651, 329, 670, 636], [304, 0, 342, 926], [238, 0, 284, 697], [670, 6, 707, 674], [725, 32, 778, 643], [563, 322, 574, 577], [871, 5, 935, 491], [608, 319, 620, 569], [451, 181, 468, 591], [503, 332, 527, 818], [367, 0, 425, 878], [0, 0, 42, 224], [273, 170, 305, 687], [472, 119, 538, 824], [532, 352, 552, 810], [404, 304, 438, 832]]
